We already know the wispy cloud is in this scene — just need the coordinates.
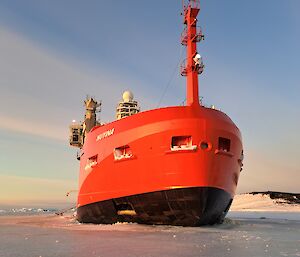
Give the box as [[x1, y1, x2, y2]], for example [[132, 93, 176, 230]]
[[0, 114, 66, 141], [0, 174, 77, 206], [0, 26, 155, 141]]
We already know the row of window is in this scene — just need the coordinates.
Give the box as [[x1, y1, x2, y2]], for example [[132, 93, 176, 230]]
[[86, 136, 232, 169], [112, 136, 231, 161], [171, 136, 230, 152]]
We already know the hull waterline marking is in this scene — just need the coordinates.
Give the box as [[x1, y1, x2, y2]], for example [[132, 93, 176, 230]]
[[96, 128, 115, 141]]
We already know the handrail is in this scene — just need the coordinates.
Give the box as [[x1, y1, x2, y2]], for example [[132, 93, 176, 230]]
[[183, 0, 200, 11], [181, 26, 204, 45], [188, 0, 200, 9], [180, 58, 204, 76]]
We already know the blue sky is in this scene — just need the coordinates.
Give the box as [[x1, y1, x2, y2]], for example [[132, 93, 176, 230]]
[[0, 0, 299, 206]]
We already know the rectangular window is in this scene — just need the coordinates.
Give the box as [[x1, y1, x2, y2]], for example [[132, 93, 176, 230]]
[[88, 155, 98, 162], [84, 155, 98, 171], [172, 136, 192, 148], [171, 136, 197, 151], [218, 137, 231, 152], [114, 145, 133, 160], [72, 134, 79, 142]]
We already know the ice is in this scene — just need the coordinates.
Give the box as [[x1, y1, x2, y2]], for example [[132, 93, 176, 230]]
[[0, 193, 299, 257], [0, 211, 299, 257], [0, 207, 58, 216], [229, 193, 300, 222], [231, 193, 300, 212]]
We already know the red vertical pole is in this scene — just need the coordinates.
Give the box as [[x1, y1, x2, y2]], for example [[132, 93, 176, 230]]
[[184, 2, 200, 107]]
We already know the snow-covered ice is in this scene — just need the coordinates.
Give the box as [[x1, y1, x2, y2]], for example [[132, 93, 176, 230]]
[[231, 193, 300, 212], [0, 213, 299, 257], [0, 193, 299, 257]]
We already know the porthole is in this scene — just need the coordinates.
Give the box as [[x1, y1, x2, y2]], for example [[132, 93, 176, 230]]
[[200, 141, 212, 151], [200, 142, 208, 149]]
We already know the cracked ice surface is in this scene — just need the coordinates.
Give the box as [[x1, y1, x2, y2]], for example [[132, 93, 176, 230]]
[[0, 212, 299, 257]]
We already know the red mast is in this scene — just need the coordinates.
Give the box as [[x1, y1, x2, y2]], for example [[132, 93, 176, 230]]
[[181, 0, 204, 107]]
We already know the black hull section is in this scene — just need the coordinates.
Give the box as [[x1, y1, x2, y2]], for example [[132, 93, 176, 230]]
[[77, 187, 232, 226]]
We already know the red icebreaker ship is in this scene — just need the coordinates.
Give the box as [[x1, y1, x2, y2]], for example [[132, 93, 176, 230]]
[[69, 0, 243, 226]]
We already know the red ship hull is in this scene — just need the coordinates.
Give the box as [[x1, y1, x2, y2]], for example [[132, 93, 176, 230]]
[[76, 105, 243, 226]]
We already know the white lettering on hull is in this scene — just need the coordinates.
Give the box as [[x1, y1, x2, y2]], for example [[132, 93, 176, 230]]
[[96, 128, 115, 141]]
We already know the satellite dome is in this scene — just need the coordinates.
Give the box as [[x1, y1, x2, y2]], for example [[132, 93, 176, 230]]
[[122, 91, 134, 102]]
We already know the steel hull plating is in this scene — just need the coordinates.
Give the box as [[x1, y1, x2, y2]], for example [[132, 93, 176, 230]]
[[77, 187, 232, 226], [77, 106, 243, 226]]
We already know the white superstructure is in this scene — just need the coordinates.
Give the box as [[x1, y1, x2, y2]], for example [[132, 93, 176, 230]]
[[116, 91, 140, 120]]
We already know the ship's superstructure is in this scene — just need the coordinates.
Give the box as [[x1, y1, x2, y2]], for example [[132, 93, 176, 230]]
[[83, 98, 101, 134], [116, 91, 140, 120], [69, 97, 101, 149], [69, 122, 83, 148], [70, 0, 243, 226]]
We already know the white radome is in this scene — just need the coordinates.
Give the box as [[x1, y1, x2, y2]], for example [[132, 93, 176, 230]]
[[122, 90, 134, 102]]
